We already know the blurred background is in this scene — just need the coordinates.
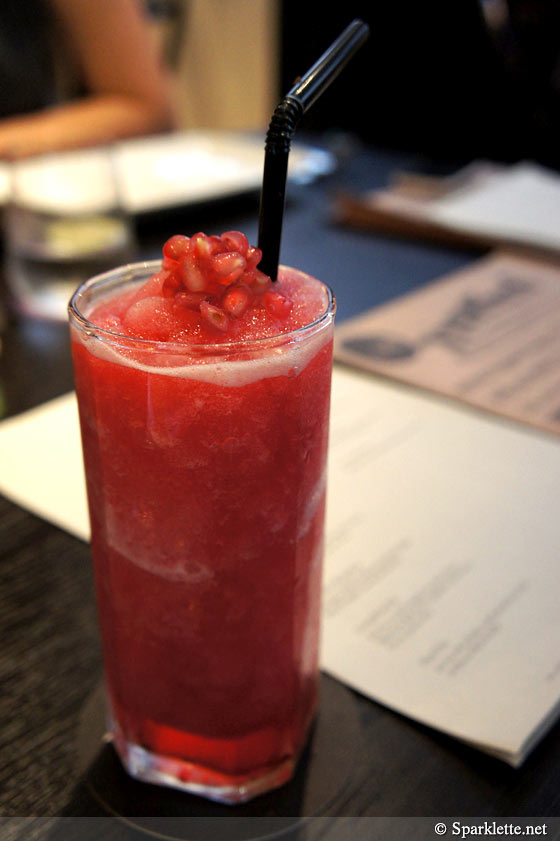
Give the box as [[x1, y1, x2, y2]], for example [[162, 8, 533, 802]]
[[2, 0, 560, 165], [145, 0, 279, 133], [278, 0, 560, 169], [147, 0, 560, 169], [1, 0, 559, 328]]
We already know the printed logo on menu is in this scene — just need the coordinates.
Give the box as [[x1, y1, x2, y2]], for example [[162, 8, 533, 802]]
[[343, 275, 533, 361]]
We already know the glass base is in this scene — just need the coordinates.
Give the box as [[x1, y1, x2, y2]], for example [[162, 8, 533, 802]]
[[111, 721, 300, 805], [77, 674, 364, 835]]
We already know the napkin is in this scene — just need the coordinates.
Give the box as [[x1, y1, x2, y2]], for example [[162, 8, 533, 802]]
[[0, 393, 89, 540]]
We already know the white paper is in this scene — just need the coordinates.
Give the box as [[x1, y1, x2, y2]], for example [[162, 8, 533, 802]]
[[425, 161, 560, 252], [0, 393, 89, 540], [322, 367, 560, 765], [1, 369, 560, 764]]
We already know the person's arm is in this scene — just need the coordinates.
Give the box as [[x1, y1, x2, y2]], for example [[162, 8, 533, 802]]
[[0, 0, 176, 159]]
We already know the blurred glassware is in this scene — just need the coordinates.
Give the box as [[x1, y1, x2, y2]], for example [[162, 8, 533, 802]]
[[3, 147, 136, 321]]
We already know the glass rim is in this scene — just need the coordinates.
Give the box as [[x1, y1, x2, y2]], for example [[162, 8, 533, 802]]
[[68, 259, 336, 354]]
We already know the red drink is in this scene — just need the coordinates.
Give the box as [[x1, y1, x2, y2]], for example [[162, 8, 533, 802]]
[[69, 233, 335, 803]]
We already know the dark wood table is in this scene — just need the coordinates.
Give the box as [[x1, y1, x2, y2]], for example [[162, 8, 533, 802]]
[[1, 140, 559, 837]]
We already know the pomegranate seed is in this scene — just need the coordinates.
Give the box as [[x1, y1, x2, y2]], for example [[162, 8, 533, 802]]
[[146, 230, 280, 335], [179, 255, 207, 292], [263, 291, 293, 319], [210, 252, 246, 284], [175, 291, 209, 310], [208, 235, 223, 251], [192, 233, 213, 260], [249, 268, 270, 293], [222, 285, 251, 318], [163, 234, 190, 260], [221, 230, 248, 256], [246, 245, 262, 269], [162, 254, 179, 270], [161, 271, 182, 298], [200, 301, 229, 332]]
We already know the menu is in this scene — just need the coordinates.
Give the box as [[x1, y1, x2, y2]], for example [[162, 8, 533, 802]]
[[322, 366, 560, 766], [335, 251, 560, 437], [334, 160, 560, 255], [1, 354, 560, 765]]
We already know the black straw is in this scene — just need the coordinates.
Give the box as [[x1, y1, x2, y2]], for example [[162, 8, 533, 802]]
[[257, 19, 369, 280]]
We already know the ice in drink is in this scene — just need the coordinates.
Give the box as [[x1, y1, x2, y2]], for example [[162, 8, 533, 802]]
[[69, 231, 335, 803]]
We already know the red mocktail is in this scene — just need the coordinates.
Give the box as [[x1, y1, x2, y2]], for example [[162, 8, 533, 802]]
[[69, 232, 335, 802]]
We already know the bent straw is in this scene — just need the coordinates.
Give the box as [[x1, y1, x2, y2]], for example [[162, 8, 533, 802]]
[[258, 19, 370, 280]]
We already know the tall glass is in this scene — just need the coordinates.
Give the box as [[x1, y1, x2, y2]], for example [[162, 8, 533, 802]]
[[68, 260, 335, 803], [5, 148, 134, 321]]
